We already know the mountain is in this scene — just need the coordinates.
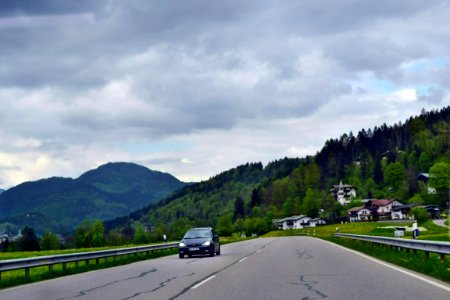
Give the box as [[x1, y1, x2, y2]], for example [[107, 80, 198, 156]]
[[105, 157, 304, 237], [106, 106, 449, 240], [0, 162, 187, 234], [0, 189, 4, 194]]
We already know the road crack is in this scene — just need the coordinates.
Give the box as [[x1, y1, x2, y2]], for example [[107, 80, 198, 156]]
[[290, 274, 329, 300], [55, 268, 158, 300]]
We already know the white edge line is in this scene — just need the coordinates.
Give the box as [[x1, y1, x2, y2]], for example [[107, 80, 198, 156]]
[[323, 239, 450, 292], [191, 275, 216, 289]]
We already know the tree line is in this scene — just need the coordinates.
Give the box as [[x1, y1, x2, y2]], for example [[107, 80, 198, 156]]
[[2, 107, 448, 251]]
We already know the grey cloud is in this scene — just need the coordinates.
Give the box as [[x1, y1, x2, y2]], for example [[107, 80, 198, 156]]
[[326, 34, 427, 74], [418, 87, 447, 104], [0, 0, 449, 147]]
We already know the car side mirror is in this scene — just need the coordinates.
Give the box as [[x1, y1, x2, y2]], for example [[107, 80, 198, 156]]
[[213, 234, 219, 240]]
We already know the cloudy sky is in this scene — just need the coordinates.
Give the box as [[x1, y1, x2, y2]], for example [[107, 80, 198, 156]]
[[0, 0, 449, 188]]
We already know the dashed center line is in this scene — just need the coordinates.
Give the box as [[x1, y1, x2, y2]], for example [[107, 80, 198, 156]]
[[256, 249, 261, 253], [191, 275, 216, 289], [239, 257, 248, 263]]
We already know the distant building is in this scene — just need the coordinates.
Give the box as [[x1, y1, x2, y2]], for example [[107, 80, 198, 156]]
[[416, 173, 437, 194], [391, 203, 420, 220], [366, 199, 403, 217], [348, 199, 403, 221], [348, 206, 372, 222], [274, 215, 312, 230], [422, 205, 441, 219], [330, 181, 356, 205], [309, 218, 327, 227]]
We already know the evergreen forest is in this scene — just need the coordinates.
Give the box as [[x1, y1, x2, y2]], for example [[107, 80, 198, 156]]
[[104, 107, 450, 244]]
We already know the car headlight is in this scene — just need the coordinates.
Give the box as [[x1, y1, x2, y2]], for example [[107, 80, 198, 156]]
[[202, 241, 211, 246], [179, 242, 186, 247]]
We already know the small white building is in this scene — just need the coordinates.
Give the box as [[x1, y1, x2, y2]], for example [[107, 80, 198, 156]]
[[348, 206, 372, 222], [274, 215, 312, 230], [309, 218, 327, 227], [391, 203, 420, 220]]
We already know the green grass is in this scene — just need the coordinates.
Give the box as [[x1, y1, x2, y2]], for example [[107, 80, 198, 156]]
[[0, 242, 181, 260], [0, 246, 124, 260], [263, 221, 450, 283]]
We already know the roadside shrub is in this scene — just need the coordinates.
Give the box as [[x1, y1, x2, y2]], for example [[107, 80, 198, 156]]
[[411, 207, 430, 223]]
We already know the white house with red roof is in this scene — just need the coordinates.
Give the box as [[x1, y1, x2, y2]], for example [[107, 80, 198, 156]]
[[366, 199, 403, 216]]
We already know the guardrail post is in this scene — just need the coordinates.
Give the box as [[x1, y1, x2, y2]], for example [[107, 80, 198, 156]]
[[49, 264, 53, 272], [425, 251, 430, 259], [63, 262, 66, 271], [25, 267, 30, 278], [440, 254, 445, 261]]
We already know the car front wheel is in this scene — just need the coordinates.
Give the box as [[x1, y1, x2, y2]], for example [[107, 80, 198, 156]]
[[179, 253, 184, 259]]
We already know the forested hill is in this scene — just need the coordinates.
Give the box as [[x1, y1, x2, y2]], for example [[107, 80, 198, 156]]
[[104, 158, 303, 234], [106, 107, 449, 240], [0, 162, 187, 234]]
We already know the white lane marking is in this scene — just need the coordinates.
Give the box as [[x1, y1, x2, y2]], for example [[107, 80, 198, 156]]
[[324, 239, 450, 292], [239, 257, 248, 263], [191, 275, 216, 289], [256, 249, 261, 253]]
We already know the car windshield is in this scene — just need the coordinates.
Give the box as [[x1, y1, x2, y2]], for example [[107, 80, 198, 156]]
[[183, 229, 211, 239]]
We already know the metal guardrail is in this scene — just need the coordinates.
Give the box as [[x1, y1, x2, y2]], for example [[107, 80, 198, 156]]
[[0, 242, 178, 279], [333, 233, 450, 259]]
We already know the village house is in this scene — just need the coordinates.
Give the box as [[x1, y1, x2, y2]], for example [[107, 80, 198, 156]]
[[274, 215, 312, 230], [309, 218, 327, 227], [391, 202, 420, 220], [348, 199, 403, 221], [329, 181, 357, 205], [366, 199, 403, 218], [348, 206, 372, 222]]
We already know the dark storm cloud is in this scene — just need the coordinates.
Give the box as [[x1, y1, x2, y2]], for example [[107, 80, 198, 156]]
[[0, 0, 97, 16]]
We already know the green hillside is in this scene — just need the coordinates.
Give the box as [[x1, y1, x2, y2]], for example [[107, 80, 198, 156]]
[[0, 162, 187, 234], [106, 107, 449, 241]]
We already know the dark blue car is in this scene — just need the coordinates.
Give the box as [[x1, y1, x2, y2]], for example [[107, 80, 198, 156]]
[[178, 227, 220, 258]]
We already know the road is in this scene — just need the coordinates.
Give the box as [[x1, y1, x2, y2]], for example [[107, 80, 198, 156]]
[[1, 237, 449, 300], [433, 219, 449, 228]]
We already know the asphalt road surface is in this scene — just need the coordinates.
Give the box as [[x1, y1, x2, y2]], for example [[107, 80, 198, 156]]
[[1, 237, 449, 300]]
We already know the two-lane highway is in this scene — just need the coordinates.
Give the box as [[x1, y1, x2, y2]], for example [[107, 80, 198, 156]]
[[1, 237, 449, 299]]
